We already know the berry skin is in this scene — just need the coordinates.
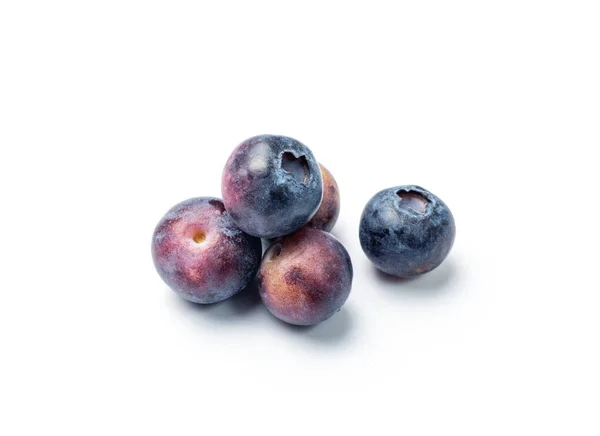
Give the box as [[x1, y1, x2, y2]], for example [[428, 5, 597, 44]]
[[152, 197, 262, 304], [305, 163, 340, 232], [359, 186, 455, 278], [259, 227, 353, 326], [221, 135, 322, 239]]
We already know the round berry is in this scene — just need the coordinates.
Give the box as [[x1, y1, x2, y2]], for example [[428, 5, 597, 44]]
[[221, 135, 322, 238], [359, 186, 455, 278], [259, 228, 353, 325], [152, 197, 262, 303]]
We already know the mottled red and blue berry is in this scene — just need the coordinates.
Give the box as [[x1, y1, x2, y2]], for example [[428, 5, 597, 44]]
[[258, 227, 353, 325], [222, 135, 323, 239], [152, 197, 262, 304], [306, 163, 340, 232]]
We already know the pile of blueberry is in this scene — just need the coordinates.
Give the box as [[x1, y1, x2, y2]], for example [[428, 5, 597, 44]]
[[151, 135, 455, 326]]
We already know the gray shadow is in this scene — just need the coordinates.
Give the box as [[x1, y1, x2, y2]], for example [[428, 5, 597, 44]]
[[329, 220, 349, 244], [268, 306, 354, 345], [167, 277, 354, 345], [172, 279, 263, 321], [372, 258, 459, 297], [261, 238, 274, 255], [329, 229, 344, 242]]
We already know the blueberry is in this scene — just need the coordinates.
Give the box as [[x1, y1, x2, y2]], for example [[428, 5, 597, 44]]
[[151, 197, 262, 304], [222, 135, 323, 239], [259, 227, 353, 326], [359, 186, 455, 278], [305, 163, 340, 232]]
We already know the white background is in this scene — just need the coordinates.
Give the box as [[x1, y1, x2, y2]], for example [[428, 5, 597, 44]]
[[1, 1, 599, 434]]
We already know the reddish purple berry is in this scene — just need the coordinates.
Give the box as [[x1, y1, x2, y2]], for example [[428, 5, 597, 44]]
[[152, 197, 261, 304], [258, 227, 353, 325], [306, 163, 340, 232]]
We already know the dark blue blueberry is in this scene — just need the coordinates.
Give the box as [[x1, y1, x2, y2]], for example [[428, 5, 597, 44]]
[[359, 186, 455, 278], [222, 135, 323, 238]]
